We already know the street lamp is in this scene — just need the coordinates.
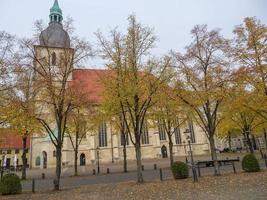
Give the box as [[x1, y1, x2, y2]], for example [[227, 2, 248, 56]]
[[0, 153, 5, 180], [96, 146, 100, 174], [182, 141, 188, 163], [184, 129, 198, 182]]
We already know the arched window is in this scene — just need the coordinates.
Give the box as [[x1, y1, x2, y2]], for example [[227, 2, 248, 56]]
[[141, 120, 149, 144], [188, 121, 196, 143], [121, 132, 129, 146], [80, 153, 86, 166], [158, 119, 166, 141], [35, 156, 40, 166], [174, 118, 181, 144], [99, 122, 107, 147], [51, 52, 56, 65]]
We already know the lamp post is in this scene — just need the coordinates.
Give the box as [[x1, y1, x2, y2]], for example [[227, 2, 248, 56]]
[[96, 146, 100, 174], [183, 141, 188, 163], [184, 129, 198, 182], [0, 154, 4, 180]]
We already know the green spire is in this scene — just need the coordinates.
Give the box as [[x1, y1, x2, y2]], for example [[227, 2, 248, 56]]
[[49, 0, 63, 23]]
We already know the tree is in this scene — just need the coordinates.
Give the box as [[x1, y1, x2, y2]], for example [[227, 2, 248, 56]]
[[96, 15, 169, 183], [0, 31, 16, 125], [100, 96, 130, 172], [152, 71, 187, 167], [7, 65, 40, 180], [20, 19, 92, 190], [232, 17, 267, 120], [173, 25, 230, 175], [66, 86, 95, 176], [0, 31, 39, 180]]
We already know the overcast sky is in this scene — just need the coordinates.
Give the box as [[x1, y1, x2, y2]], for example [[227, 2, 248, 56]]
[[0, 0, 266, 67]]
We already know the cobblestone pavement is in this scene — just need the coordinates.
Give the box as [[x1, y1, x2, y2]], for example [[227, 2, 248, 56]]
[[2, 170, 267, 200]]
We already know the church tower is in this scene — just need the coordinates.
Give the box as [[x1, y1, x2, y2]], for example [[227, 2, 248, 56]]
[[32, 0, 74, 169], [34, 0, 73, 73]]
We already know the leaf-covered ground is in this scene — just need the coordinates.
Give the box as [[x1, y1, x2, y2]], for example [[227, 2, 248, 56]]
[[2, 170, 267, 200]]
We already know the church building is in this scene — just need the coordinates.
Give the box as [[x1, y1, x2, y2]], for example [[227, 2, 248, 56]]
[[30, 0, 210, 169]]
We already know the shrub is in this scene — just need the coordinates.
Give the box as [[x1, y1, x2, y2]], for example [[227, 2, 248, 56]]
[[242, 154, 260, 172], [0, 173, 22, 195], [171, 161, 189, 179]]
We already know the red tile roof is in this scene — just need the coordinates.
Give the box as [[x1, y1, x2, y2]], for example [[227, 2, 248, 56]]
[[71, 68, 112, 104], [0, 130, 30, 149]]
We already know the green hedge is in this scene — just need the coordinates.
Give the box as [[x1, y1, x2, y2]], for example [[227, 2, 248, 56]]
[[242, 154, 260, 172], [0, 173, 22, 195], [171, 161, 189, 179]]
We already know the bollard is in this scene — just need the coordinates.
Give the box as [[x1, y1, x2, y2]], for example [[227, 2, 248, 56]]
[[41, 173, 45, 179], [159, 168, 163, 181], [107, 168, 110, 174], [93, 169, 96, 175], [141, 165, 144, 171], [264, 154, 267, 168], [232, 161, 236, 174], [197, 165, 201, 177], [32, 178, 35, 193], [154, 164, 157, 170], [192, 167, 198, 182]]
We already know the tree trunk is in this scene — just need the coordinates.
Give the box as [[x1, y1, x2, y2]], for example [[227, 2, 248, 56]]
[[242, 132, 249, 152], [135, 142, 143, 183], [209, 136, 220, 176], [54, 145, 62, 190], [74, 149, 78, 176], [228, 132, 232, 151], [245, 131, 254, 154], [123, 142, 127, 172], [264, 129, 267, 153], [169, 140, 174, 167], [21, 136, 27, 180]]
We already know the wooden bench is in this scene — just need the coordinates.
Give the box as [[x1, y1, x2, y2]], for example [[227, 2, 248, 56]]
[[195, 158, 240, 177]]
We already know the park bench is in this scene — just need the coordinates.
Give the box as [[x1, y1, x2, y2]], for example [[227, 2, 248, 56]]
[[194, 158, 240, 177]]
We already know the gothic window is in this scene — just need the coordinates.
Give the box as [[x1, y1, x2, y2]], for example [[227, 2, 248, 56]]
[[141, 121, 149, 144], [51, 52, 56, 65], [174, 119, 182, 144], [99, 122, 107, 147], [121, 132, 129, 146], [158, 119, 166, 141], [188, 121, 196, 143], [35, 156, 40, 166]]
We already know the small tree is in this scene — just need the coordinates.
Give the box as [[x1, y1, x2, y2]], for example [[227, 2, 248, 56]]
[[219, 70, 267, 153], [7, 66, 40, 180], [66, 87, 95, 176], [152, 76, 187, 167]]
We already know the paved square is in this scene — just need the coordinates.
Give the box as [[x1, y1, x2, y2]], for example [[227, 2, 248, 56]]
[[2, 170, 267, 200]]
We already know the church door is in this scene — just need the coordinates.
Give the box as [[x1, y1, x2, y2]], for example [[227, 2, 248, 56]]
[[161, 145, 168, 158], [42, 151, 47, 169], [80, 153, 86, 166]]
